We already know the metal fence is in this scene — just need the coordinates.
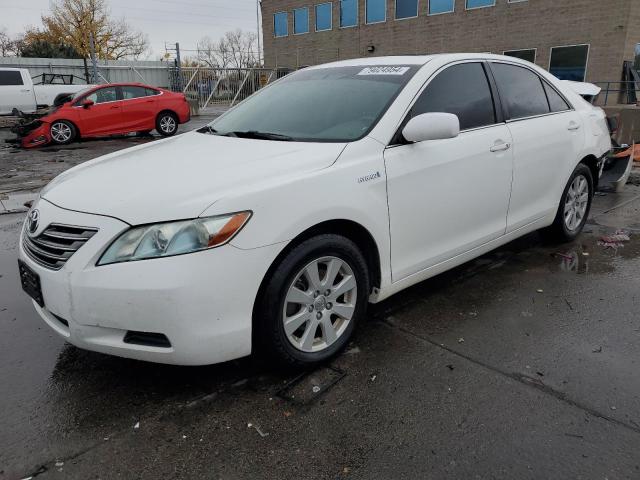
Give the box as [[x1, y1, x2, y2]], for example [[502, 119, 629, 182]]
[[169, 66, 292, 109], [595, 81, 640, 106]]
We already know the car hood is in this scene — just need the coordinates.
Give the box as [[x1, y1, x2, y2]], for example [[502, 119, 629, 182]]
[[41, 132, 347, 225]]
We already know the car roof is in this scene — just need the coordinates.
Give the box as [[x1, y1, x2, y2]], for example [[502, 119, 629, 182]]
[[307, 53, 537, 70]]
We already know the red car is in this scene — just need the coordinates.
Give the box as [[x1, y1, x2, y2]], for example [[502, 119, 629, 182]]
[[17, 83, 191, 148]]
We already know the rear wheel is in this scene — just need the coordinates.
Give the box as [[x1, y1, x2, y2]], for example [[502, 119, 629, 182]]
[[156, 112, 178, 137], [256, 234, 370, 367], [543, 164, 593, 242], [49, 120, 76, 145]]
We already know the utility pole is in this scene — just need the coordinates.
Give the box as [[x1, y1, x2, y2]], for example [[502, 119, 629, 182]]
[[256, 0, 262, 66], [89, 32, 99, 84], [165, 42, 183, 91], [175, 42, 182, 90]]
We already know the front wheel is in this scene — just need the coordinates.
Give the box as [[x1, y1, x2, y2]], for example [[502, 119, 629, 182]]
[[256, 234, 370, 367], [156, 112, 178, 137], [543, 164, 594, 242], [49, 120, 76, 145]]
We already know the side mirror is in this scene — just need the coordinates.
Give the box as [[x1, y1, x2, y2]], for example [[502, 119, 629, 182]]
[[402, 112, 460, 143], [81, 99, 94, 108]]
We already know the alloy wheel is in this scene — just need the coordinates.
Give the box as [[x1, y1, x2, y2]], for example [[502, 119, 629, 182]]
[[159, 115, 176, 134], [282, 256, 358, 353], [51, 122, 72, 143], [564, 174, 589, 231]]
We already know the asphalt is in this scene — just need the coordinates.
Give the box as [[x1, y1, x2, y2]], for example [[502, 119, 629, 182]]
[[1, 129, 640, 478]]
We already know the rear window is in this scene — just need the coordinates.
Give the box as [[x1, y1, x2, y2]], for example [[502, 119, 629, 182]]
[[491, 63, 550, 120], [0, 71, 24, 86], [122, 86, 148, 99]]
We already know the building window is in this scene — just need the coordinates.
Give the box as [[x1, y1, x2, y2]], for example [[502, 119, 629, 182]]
[[315, 3, 333, 31], [428, 0, 454, 14], [549, 45, 590, 82], [504, 49, 536, 63], [396, 0, 418, 19], [293, 7, 310, 34], [274, 12, 288, 37], [340, 0, 358, 27], [466, 0, 495, 9], [366, 0, 386, 23]]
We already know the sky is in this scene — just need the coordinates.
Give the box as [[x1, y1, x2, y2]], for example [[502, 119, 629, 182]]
[[1, 0, 262, 59]]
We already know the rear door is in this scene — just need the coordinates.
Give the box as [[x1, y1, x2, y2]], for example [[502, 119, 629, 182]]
[[120, 85, 158, 131], [77, 86, 123, 136], [489, 62, 585, 232], [0, 70, 35, 114]]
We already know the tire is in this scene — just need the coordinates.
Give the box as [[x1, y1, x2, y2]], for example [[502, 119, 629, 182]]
[[255, 234, 370, 367], [156, 112, 178, 137], [49, 120, 76, 145], [543, 163, 594, 242]]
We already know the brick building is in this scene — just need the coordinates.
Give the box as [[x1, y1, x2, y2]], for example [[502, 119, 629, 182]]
[[261, 0, 640, 83]]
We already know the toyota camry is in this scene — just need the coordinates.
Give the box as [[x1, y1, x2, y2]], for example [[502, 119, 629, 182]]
[[18, 55, 611, 366]]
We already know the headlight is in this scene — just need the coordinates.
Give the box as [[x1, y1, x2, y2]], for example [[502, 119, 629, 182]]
[[97, 211, 251, 266]]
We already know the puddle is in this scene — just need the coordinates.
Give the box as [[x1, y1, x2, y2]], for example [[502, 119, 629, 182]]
[[547, 232, 640, 276]]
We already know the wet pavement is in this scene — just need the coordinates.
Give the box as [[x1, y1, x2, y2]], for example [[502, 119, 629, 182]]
[[0, 182, 638, 478], [0, 110, 222, 213]]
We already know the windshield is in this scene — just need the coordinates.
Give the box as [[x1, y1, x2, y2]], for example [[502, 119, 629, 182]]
[[207, 65, 419, 142]]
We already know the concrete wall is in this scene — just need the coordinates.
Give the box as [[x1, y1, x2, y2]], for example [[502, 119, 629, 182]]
[[0, 57, 170, 87], [262, 0, 636, 82]]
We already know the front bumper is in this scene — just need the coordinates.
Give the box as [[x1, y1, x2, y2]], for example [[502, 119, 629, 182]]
[[13, 121, 51, 148], [18, 198, 283, 365]]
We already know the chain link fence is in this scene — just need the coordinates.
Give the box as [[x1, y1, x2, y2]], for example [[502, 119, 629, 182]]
[[169, 66, 292, 109]]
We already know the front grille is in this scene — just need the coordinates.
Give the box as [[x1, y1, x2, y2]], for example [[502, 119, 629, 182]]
[[23, 223, 98, 270]]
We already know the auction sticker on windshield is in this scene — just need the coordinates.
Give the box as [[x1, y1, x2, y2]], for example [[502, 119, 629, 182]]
[[358, 66, 410, 76]]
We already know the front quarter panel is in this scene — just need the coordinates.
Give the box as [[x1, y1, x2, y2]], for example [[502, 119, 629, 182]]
[[204, 137, 393, 290]]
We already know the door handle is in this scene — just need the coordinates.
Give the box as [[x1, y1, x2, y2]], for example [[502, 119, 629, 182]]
[[568, 122, 581, 131], [20, 89, 31, 92], [490, 142, 511, 152], [110, 105, 120, 109]]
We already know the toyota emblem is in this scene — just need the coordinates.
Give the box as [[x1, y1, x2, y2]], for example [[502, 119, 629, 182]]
[[28, 209, 40, 234]]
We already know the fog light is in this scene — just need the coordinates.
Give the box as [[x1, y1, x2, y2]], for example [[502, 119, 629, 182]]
[[30, 135, 47, 144]]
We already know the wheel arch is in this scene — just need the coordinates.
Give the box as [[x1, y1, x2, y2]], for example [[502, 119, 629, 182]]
[[579, 154, 600, 189], [156, 109, 178, 122], [252, 219, 382, 324]]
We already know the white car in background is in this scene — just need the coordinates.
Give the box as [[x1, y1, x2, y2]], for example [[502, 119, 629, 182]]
[[18, 54, 611, 367], [0, 68, 92, 115]]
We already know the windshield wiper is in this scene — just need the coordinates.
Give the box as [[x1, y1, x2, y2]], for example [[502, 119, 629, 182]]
[[223, 130, 294, 141], [197, 125, 219, 135]]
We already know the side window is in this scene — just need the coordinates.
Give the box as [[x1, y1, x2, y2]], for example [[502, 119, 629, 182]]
[[122, 86, 147, 99], [491, 63, 549, 120], [0, 71, 24, 86], [411, 62, 496, 131], [543, 81, 570, 112], [86, 86, 118, 104], [145, 88, 160, 96]]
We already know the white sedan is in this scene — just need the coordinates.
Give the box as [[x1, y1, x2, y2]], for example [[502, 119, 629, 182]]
[[18, 54, 611, 366]]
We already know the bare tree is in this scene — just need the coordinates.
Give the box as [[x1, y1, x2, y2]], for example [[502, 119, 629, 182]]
[[196, 30, 259, 70], [0, 28, 23, 56]]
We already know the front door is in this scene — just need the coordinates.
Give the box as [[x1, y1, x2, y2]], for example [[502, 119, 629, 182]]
[[77, 86, 123, 136], [385, 62, 514, 281]]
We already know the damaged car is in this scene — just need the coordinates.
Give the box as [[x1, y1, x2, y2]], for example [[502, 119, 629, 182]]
[[12, 82, 191, 148], [18, 54, 611, 367]]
